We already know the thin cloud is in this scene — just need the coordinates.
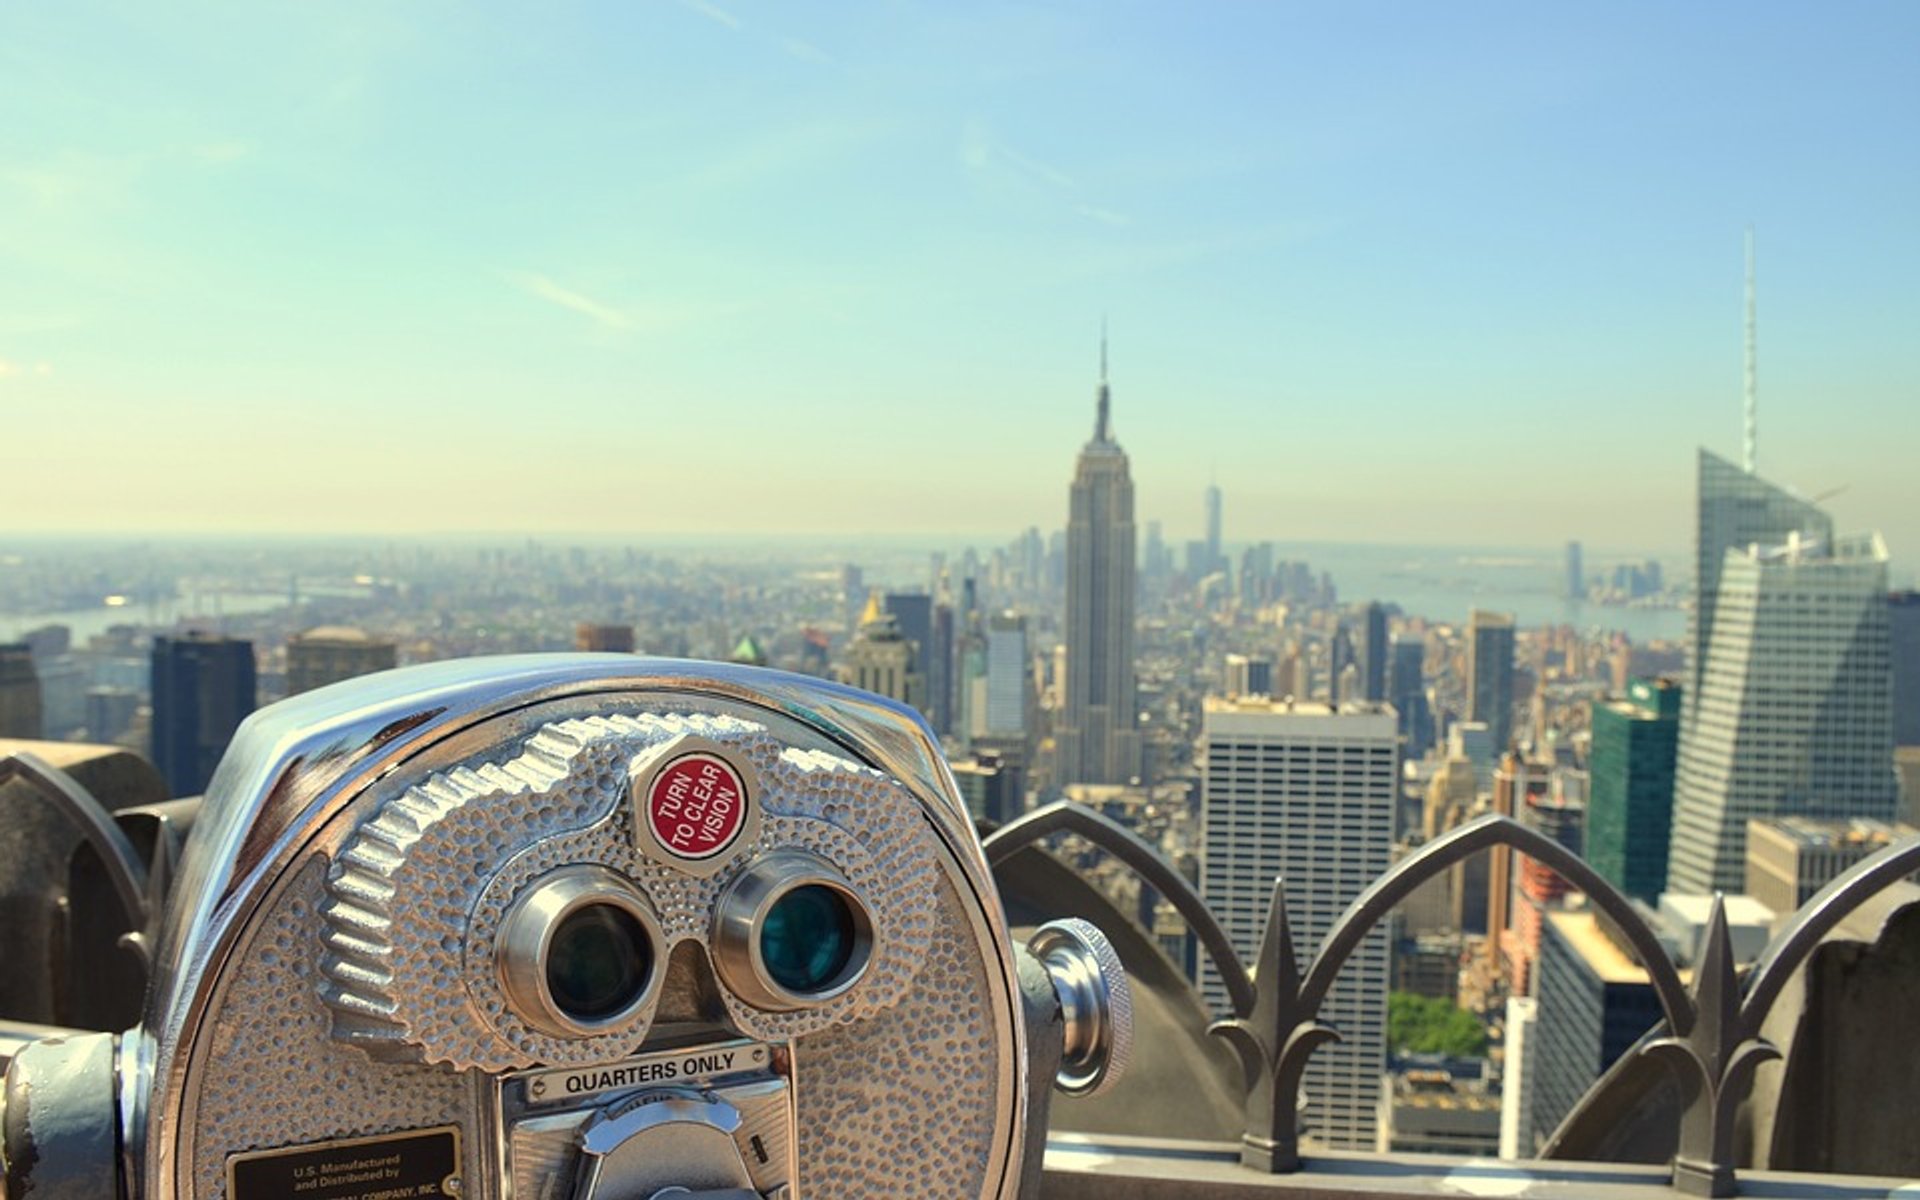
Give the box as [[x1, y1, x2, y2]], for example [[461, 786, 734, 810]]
[[672, 0, 833, 64], [508, 272, 634, 330], [961, 123, 1073, 190], [676, 0, 742, 31], [0, 359, 54, 379], [1077, 204, 1131, 228], [780, 37, 834, 64]]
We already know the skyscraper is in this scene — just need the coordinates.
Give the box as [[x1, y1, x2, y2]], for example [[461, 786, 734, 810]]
[[1588, 677, 1681, 903], [1669, 527, 1896, 893], [1057, 337, 1141, 785], [0, 643, 43, 738], [1565, 541, 1584, 601], [883, 592, 935, 723], [1205, 482, 1223, 577], [1468, 609, 1516, 751], [982, 612, 1030, 738], [1361, 601, 1388, 703], [287, 627, 397, 695], [931, 601, 956, 735], [1889, 590, 1920, 748], [151, 633, 257, 798], [1200, 697, 1397, 1151], [842, 593, 921, 709], [1689, 449, 1830, 701], [1389, 634, 1433, 756]]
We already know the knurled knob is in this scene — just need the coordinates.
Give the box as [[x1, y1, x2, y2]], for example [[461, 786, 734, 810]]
[[1026, 918, 1134, 1098]]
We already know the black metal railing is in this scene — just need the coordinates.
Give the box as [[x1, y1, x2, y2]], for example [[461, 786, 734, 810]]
[[984, 800, 1920, 1198]]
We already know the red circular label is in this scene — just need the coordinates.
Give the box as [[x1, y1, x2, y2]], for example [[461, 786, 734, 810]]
[[645, 752, 749, 860]]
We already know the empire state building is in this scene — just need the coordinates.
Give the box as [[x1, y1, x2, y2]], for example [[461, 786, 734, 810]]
[[1056, 339, 1141, 785]]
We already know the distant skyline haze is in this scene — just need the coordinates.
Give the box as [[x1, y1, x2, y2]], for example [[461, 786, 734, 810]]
[[0, 2, 1914, 556]]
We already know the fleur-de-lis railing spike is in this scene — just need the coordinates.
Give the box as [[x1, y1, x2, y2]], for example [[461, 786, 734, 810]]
[[1633, 831, 1920, 1197], [1207, 878, 1339, 1172], [1643, 897, 1780, 1198]]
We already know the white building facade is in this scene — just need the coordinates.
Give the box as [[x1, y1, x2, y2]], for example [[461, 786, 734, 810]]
[[1200, 698, 1398, 1151]]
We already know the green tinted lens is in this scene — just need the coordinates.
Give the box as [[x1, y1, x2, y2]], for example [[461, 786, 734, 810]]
[[759, 884, 858, 994], [545, 902, 652, 1021]]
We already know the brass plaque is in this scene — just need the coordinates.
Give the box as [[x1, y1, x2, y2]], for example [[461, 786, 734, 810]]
[[226, 1125, 460, 1199]]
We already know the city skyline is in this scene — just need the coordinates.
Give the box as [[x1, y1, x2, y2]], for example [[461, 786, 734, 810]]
[[2, 4, 1916, 551]]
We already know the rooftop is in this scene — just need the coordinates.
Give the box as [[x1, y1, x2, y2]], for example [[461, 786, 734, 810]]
[[1750, 815, 1919, 851]]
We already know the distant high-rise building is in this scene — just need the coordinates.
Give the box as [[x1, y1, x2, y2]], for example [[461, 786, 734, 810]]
[[1506, 760, 1582, 995], [287, 627, 397, 695], [1468, 610, 1516, 751], [1744, 816, 1918, 916], [1527, 911, 1666, 1157], [1389, 634, 1433, 756], [1361, 602, 1388, 702], [883, 592, 935, 723], [1205, 482, 1223, 576], [950, 750, 1021, 826], [85, 686, 140, 743], [1670, 527, 1896, 894], [982, 612, 1029, 738], [1588, 677, 1682, 903], [1057, 337, 1141, 785], [151, 633, 257, 798], [930, 601, 955, 735], [843, 593, 921, 710], [0, 643, 43, 738], [574, 623, 635, 653], [1529, 900, 1774, 1155], [840, 564, 865, 628], [1890, 590, 1920, 748], [1223, 653, 1273, 699], [1424, 753, 1486, 934], [1200, 697, 1397, 1151], [1565, 541, 1584, 602], [1690, 449, 1832, 704], [1499, 995, 1540, 1159]]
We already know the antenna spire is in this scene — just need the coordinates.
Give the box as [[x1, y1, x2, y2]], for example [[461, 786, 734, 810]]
[[1744, 227, 1757, 474], [1094, 318, 1112, 442]]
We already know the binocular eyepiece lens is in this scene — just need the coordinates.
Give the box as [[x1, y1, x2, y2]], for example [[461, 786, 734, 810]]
[[713, 852, 874, 1010], [498, 867, 665, 1037], [545, 902, 655, 1023], [761, 884, 859, 994]]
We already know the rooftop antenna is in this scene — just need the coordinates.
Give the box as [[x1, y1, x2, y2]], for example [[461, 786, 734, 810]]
[[1094, 316, 1111, 441], [1744, 227, 1757, 474]]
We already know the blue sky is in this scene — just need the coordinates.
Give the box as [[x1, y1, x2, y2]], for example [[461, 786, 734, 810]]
[[1, 2, 1915, 555]]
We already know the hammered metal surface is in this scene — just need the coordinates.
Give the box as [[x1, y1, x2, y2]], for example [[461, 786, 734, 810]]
[[187, 858, 475, 1200], [796, 878, 1004, 1200]]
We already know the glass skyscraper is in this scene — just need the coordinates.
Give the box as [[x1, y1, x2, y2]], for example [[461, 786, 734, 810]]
[[1670, 496, 1896, 894], [1588, 677, 1682, 903]]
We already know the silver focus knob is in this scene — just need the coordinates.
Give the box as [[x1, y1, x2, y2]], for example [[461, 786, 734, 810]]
[[1026, 918, 1133, 1098]]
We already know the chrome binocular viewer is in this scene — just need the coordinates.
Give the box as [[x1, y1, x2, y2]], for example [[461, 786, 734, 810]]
[[2, 657, 1132, 1199]]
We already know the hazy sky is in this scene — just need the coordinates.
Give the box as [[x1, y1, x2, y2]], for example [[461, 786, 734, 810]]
[[2, 2, 1915, 554]]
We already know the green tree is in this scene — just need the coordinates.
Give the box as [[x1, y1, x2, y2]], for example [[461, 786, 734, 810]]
[[1388, 991, 1488, 1058]]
